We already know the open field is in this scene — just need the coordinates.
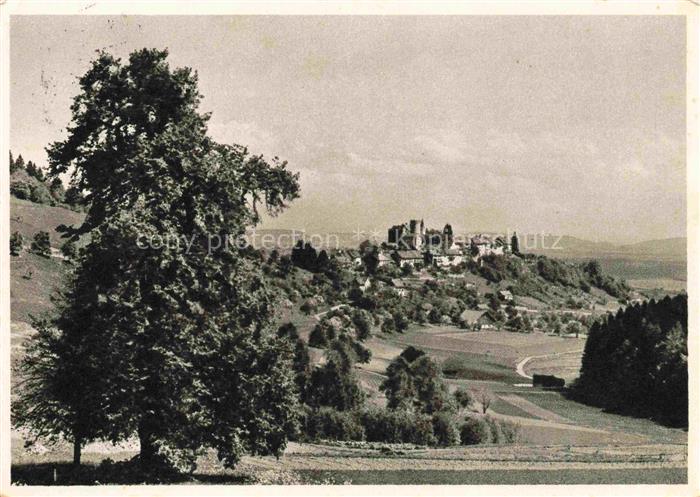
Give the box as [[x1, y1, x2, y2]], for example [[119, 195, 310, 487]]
[[524, 352, 583, 383], [297, 468, 687, 485], [11, 310, 687, 484], [377, 326, 585, 384], [352, 324, 687, 451], [627, 278, 687, 292], [11, 436, 687, 485]]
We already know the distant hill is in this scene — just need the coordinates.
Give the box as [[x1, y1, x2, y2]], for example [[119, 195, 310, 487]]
[[617, 237, 686, 257], [525, 235, 686, 260]]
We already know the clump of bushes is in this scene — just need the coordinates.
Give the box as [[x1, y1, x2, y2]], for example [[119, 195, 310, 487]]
[[10, 231, 23, 256], [459, 416, 491, 445], [30, 231, 51, 257], [431, 411, 460, 447], [459, 415, 520, 445], [301, 407, 365, 442], [360, 407, 435, 445]]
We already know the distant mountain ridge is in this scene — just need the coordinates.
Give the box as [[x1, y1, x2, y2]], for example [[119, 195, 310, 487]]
[[249, 228, 687, 259], [526, 235, 686, 259]]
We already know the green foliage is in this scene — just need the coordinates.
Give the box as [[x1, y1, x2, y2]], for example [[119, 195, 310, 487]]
[[381, 347, 452, 414], [302, 407, 365, 442], [10, 231, 23, 256], [393, 311, 409, 333], [306, 339, 365, 411], [484, 416, 503, 443], [361, 245, 380, 275], [9, 151, 21, 173], [431, 412, 460, 447], [277, 323, 311, 399], [10, 180, 54, 205], [10, 151, 78, 208], [30, 231, 51, 257], [459, 415, 520, 445], [26, 160, 45, 181], [581, 260, 629, 298], [453, 387, 473, 409], [359, 407, 436, 445], [498, 418, 521, 443], [511, 232, 520, 255], [479, 254, 510, 282], [18, 48, 301, 473], [60, 239, 78, 260], [291, 241, 319, 271], [459, 417, 490, 445], [573, 294, 687, 426]]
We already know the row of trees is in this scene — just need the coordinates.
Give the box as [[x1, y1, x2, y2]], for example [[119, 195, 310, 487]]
[[572, 294, 688, 427], [10, 152, 45, 180]]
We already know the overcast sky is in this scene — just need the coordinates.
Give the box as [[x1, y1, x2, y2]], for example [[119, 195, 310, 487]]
[[10, 15, 686, 243]]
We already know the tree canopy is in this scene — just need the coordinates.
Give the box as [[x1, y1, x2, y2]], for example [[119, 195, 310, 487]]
[[16, 48, 302, 472], [573, 294, 687, 427]]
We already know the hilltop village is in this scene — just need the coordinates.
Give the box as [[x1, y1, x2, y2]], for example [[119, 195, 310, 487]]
[[273, 217, 636, 337], [385, 218, 512, 269]]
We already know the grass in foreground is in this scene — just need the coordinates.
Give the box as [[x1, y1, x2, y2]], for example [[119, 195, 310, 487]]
[[12, 463, 687, 486], [297, 468, 687, 485]]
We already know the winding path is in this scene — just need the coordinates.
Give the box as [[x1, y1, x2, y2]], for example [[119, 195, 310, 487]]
[[515, 349, 584, 380]]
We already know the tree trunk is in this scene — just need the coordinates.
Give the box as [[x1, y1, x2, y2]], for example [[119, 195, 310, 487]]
[[73, 437, 82, 466], [138, 423, 156, 468]]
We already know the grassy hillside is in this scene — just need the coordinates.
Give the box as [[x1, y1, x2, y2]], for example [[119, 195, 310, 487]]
[[10, 197, 85, 322], [11, 197, 85, 247]]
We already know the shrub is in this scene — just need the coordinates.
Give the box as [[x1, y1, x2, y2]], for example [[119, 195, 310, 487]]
[[360, 407, 435, 446], [305, 356, 365, 411], [60, 239, 78, 260], [453, 387, 473, 409], [10, 181, 33, 201], [498, 419, 521, 443], [31, 231, 51, 257], [351, 309, 372, 341], [308, 324, 328, 348], [393, 311, 409, 333], [10, 231, 23, 256], [381, 317, 396, 333], [459, 416, 490, 445], [484, 416, 503, 443], [300, 299, 317, 315], [303, 407, 364, 441], [431, 411, 460, 447]]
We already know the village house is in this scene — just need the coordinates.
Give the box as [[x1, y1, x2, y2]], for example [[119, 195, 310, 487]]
[[498, 289, 514, 302], [385, 220, 517, 270], [377, 252, 393, 268], [458, 309, 484, 329], [460, 309, 501, 330], [395, 250, 425, 268], [477, 312, 499, 330], [470, 234, 511, 259], [353, 276, 371, 293]]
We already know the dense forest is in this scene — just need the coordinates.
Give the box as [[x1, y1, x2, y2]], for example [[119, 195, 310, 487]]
[[573, 294, 688, 427]]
